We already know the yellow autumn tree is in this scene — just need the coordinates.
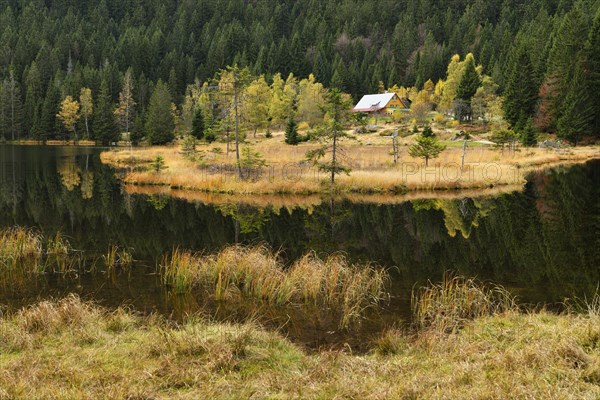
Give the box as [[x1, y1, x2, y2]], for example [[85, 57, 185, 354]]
[[439, 54, 467, 111], [297, 74, 326, 127], [57, 96, 81, 142], [242, 75, 271, 137]]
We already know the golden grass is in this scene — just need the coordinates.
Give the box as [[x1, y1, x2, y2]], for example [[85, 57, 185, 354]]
[[412, 275, 516, 334], [0, 295, 599, 399], [161, 245, 389, 327], [100, 137, 600, 195], [0, 227, 43, 266]]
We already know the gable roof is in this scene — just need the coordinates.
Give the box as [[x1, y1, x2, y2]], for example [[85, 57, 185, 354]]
[[353, 93, 397, 112]]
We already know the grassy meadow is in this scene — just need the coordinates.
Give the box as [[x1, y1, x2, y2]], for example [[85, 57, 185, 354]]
[[100, 128, 600, 196], [0, 288, 598, 399]]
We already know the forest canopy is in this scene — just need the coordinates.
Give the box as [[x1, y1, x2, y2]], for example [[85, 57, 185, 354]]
[[0, 0, 598, 142]]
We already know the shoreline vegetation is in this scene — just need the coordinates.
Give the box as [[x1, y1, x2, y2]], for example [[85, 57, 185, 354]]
[[99, 133, 600, 196], [1, 226, 600, 397], [0, 288, 598, 398]]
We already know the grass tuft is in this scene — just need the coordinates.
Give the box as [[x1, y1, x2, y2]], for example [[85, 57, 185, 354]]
[[161, 245, 389, 327], [412, 274, 516, 333], [0, 227, 43, 263]]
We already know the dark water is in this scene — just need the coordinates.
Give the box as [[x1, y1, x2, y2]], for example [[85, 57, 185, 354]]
[[1, 144, 599, 349]]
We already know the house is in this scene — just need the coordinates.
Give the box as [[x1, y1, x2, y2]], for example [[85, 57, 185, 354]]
[[352, 92, 411, 116]]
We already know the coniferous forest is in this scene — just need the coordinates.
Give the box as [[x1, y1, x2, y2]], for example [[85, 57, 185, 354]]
[[0, 0, 598, 143]]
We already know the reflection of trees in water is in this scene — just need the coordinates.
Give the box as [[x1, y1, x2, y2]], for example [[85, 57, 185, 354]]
[[218, 203, 271, 238], [411, 198, 496, 239], [57, 157, 82, 191], [0, 146, 598, 302]]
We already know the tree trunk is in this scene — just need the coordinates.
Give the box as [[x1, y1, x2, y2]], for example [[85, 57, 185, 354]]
[[331, 128, 337, 184]]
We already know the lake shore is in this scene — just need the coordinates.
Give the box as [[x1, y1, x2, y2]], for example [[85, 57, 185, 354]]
[[0, 295, 598, 399], [100, 135, 600, 195]]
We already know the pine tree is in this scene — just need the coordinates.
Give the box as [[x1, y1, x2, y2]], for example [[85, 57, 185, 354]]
[[191, 107, 205, 140], [409, 132, 446, 166], [422, 125, 434, 138], [305, 89, 352, 184], [284, 117, 299, 145], [93, 79, 119, 146], [146, 80, 175, 145], [503, 45, 539, 128]]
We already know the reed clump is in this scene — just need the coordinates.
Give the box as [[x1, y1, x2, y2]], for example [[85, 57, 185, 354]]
[[46, 231, 71, 256], [103, 245, 134, 272], [412, 275, 516, 333], [0, 227, 43, 262], [161, 245, 389, 326]]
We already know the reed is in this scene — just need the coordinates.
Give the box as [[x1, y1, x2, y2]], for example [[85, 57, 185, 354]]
[[103, 245, 134, 272], [0, 227, 43, 266], [161, 245, 389, 326], [412, 274, 516, 333], [46, 231, 71, 256]]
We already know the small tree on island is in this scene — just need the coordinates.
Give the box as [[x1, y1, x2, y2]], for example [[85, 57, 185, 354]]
[[284, 116, 300, 145], [306, 88, 353, 184], [409, 126, 446, 166]]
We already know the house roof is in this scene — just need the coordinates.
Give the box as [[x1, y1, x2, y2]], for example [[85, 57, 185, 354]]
[[353, 92, 397, 112]]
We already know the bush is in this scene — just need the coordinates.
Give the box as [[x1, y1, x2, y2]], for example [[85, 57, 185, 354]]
[[434, 113, 446, 125], [298, 121, 310, 131]]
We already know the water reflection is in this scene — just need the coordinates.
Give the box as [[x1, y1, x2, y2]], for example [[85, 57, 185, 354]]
[[0, 145, 599, 332]]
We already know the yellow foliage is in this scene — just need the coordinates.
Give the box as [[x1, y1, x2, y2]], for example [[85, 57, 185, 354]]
[[57, 96, 81, 135]]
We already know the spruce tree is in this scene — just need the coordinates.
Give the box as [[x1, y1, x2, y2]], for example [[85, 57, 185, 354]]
[[521, 118, 537, 147], [546, 6, 588, 128], [146, 80, 175, 145], [191, 107, 205, 140], [284, 116, 299, 145], [93, 79, 119, 146], [455, 54, 481, 121], [503, 45, 539, 128], [409, 133, 446, 166], [557, 61, 593, 145], [586, 8, 600, 134], [39, 80, 61, 142]]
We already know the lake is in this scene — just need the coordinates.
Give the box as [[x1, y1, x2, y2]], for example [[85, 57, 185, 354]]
[[1, 144, 599, 350]]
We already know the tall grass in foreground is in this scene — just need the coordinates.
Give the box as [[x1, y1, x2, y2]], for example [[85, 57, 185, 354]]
[[412, 275, 516, 333], [161, 245, 389, 327], [0, 227, 43, 261]]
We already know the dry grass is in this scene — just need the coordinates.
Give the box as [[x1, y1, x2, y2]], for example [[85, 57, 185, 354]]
[[412, 275, 516, 334], [100, 137, 600, 195], [0, 295, 599, 399], [0, 227, 43, 272], [161, 245, 389, 327]]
